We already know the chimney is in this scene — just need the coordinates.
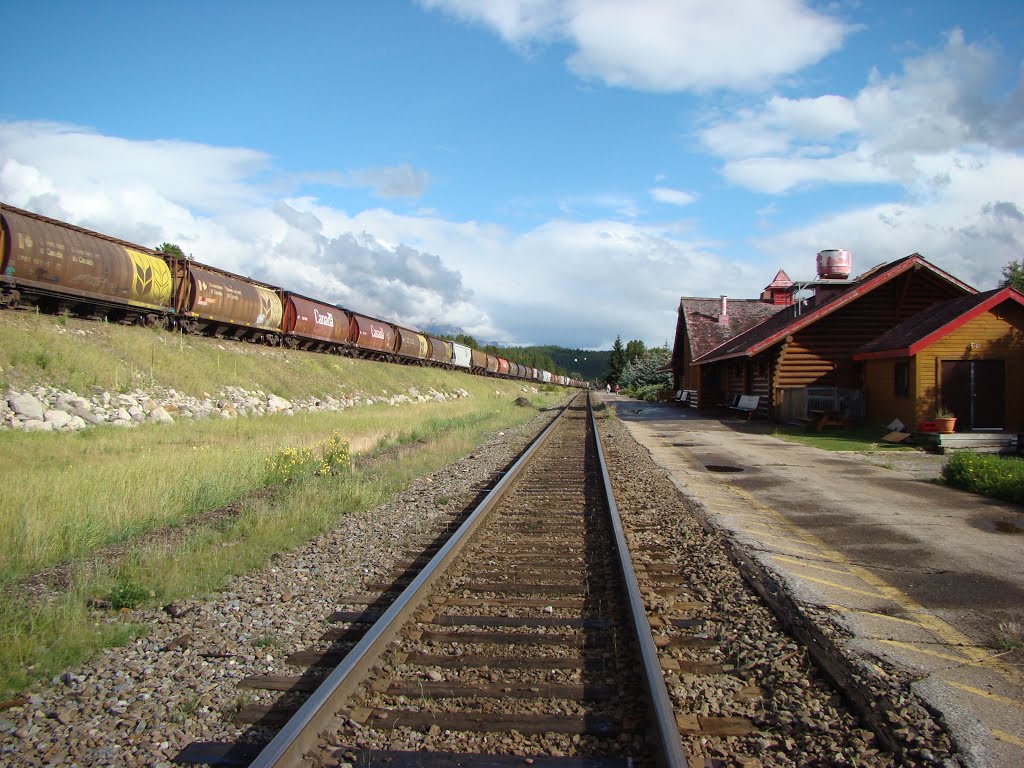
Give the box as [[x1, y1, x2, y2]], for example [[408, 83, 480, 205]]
[[718, 295, 729, 325]]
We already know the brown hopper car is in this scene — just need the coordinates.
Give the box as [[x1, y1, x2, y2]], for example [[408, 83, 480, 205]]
[[1, 204, 172, 322], [282, 293, 354, 350], [0, 202, 581, 388], [172, 260, 283, 341]]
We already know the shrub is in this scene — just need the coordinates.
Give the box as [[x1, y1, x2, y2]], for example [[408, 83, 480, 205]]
[[629, 383, 664, 402], [108, 580, 150, 610], [265, 431, 351, 484], [941, 452, 1024, 504]]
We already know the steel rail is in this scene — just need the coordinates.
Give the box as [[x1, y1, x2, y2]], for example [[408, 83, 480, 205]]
[[589, 393, 689, 768], [248, 396, 577, 768]]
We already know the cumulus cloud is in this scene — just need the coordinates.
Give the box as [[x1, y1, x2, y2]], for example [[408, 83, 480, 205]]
[[752, 150, 1024, 291], [303, 163, 430, 199], [650, 187, 697, 207], [701, 29, 1024, 289], [701, 30, 1024, 193], [421, 0, 850, 91], [0, 119, 738, 347], [0, 121, 481, 336], [285, 201, 741, 347]]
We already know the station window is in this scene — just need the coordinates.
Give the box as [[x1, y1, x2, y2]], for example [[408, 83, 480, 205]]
[[894, 361, 909, 397]]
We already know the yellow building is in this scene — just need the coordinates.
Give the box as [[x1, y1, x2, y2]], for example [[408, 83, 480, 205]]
[[854, 287, 1024, 433]]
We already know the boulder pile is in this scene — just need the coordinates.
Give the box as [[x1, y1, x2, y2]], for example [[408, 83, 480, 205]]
[[1, 383, 475, 432]]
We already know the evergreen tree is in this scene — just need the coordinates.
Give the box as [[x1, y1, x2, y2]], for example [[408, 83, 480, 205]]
[[608, 336, 627, 385], [625, 339, 647, 363]]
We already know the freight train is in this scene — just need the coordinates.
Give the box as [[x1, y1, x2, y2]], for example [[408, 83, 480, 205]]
[[0, 203, 583, 388]]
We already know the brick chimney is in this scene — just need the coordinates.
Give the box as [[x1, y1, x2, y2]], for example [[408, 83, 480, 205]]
[[718, 295, 729, 325]]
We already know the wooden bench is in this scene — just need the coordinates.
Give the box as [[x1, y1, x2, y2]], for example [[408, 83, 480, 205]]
[[729, 394, 760, 419], [674, 389, 697, 407]]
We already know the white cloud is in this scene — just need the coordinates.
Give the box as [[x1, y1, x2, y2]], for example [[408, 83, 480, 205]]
[[422, 0, 850, 91], [650, 187, 697, 206], [698, 29, 1024, 289], [0, 119, 740, 347], [419, 0, 567, 45], [701, 30, 1023, 193], [302, 163, 430, 199], [753, 149, 1024, 291]]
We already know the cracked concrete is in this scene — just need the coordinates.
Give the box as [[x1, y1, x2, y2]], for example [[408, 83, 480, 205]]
[[604, 394, 1024, 768]]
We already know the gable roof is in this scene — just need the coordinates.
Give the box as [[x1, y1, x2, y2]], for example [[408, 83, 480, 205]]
[[694, 254, 976, 364], [765, 269, 793, 289], [677, 297, 784, 361], [853, 287, 1024, 360]]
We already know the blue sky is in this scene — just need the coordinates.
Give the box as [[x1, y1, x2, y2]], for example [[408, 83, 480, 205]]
[[2, 1, 1022, 348]]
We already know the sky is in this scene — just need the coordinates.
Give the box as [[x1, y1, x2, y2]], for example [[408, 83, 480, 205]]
[[2, 1, 1022, 349]]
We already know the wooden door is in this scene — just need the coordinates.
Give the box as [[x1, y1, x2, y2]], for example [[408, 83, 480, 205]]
[[973, 360, 1005, 429], [940, 360, 1005, 431]]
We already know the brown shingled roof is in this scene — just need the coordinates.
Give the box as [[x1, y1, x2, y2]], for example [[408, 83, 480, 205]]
[[679, 297, 783, 360], [694, 254, 976, 364], [854, 287, 1024, 360]]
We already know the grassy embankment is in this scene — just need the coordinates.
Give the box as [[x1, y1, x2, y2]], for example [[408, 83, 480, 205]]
[[0, 311, 569, 698]]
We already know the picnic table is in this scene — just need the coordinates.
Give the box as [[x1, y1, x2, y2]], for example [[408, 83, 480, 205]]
[[809, 409, 848, 430]]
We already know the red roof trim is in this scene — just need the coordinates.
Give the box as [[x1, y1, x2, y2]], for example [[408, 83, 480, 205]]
[[853, 287, 1024, 360], [697, 254, 977, 364]]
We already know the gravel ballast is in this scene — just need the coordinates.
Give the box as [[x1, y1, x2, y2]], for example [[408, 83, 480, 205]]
[[0, 403, 959, 767]]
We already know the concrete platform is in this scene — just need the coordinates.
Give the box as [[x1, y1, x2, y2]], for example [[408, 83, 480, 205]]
[[603, 394, 1024, 768]]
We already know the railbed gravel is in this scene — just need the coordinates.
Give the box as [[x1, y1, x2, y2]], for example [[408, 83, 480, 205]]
[[596, 412, 958, 768], [0, 408, 560, 768]]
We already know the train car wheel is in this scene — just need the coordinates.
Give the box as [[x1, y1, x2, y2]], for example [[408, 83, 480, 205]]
[[1, 289, 20, 308]]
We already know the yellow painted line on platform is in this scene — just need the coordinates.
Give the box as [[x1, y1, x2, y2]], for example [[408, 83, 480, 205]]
[[878, 639, 990, 665], [993, 729, 1024, 748], [698, 479, 1023, 684], [738, 523, 784, 535], [948, 682, 1024, 710], [774, 555, 854, 577], [724, 513, 772, 523], [827, 605, 924, 627], [798, 574, 886, 598], [745, 531, 821, 551]]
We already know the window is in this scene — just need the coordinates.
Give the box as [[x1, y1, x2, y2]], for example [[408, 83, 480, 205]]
[[894, 361, 909, 397]]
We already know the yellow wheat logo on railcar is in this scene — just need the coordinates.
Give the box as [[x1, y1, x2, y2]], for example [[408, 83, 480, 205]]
[[255, 287, 283, 328], [126, 248, 172, 307]]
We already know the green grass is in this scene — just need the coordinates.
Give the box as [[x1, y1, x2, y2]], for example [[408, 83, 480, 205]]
[[0, 311, 570, 697], [0, 310, 501, 400], [941, 452, 1024, 504], [770, 424, 916, 452]]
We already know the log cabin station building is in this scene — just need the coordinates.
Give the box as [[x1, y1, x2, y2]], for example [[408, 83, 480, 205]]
[[667, 249, 1024, 446]]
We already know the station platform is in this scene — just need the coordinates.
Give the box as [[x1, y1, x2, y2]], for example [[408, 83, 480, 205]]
[[602, 394, 1024, 768]]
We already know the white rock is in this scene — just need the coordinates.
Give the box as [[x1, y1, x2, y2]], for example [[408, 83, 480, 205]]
[[267, 395, 292, 412], [71, 406, 104, 425], [149, 406, 174, 424], [8, 393, 45, 421], [43, 410, 73, 428]]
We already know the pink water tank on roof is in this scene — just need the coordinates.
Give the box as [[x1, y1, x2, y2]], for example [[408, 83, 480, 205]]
[[816, 249, 852, 279]]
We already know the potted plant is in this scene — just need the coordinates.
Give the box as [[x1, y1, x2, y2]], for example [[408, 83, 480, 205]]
[[934, 405, 957, 434]]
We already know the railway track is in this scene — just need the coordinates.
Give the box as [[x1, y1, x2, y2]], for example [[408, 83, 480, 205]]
[[183, 393, 683, 767], [172, 394, 924, 768]]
